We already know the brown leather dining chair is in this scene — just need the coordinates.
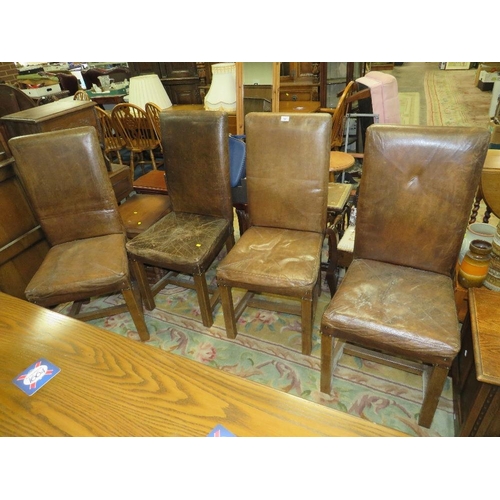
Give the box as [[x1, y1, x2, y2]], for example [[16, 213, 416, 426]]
[[126, 110, 234, 328], [216, 112, 331, 355], [319, 124, 490, 428], [8, 126, 150, 341]]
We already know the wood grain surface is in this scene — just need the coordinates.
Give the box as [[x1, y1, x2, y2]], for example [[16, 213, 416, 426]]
[[0, 292, 407, 437]]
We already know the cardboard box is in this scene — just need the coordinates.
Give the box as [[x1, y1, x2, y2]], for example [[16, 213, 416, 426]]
[[490, 120, 500, 145], [475, 63, 500, 86], [21, 84, 62, 98]]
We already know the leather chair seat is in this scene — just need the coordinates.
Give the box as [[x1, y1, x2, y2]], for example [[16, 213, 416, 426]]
[[322, 258, 460, 364], [127, 212, 231, 274], [118, 193, 172, 238], [26, 234, 130, 306], [217, 227, 324, 298]]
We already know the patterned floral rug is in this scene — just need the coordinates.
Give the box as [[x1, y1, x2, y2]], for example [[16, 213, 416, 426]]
[[56, 241, 455, 437]]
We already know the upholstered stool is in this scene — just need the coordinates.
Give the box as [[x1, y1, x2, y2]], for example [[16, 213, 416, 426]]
[[324, 183, 353, 295], [133, 169, 168, 195]]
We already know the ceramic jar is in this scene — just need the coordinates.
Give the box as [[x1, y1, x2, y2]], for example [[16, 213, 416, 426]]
[[458, 222, 496, 263], [484, 222, 500, 291], [458, 239, 492, 288]]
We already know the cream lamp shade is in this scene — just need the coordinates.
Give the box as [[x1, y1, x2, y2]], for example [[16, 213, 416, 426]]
[[204, 63, 236, 112], [128, 74, 172, 110]]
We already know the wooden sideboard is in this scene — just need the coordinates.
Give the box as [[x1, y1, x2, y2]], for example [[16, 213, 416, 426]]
[[453, 287, 500, 436], [1, 99, 97, 140]]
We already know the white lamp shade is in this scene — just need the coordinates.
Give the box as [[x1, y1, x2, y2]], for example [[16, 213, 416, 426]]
[[128, 74, 172, 110], [204, 63, 236, 112]]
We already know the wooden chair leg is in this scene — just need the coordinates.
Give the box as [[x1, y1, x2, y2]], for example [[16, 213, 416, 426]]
[[418, 364, 450, 428], [301, 298, 313, 356], [320, 335, 345, 394], [149, 149, 157, 171], [129, 258, 156, 311], [122, 284, 150, 341], [193, 273, 213, 327], [225, 234, 235, 253], [219, 284, 238, 339]]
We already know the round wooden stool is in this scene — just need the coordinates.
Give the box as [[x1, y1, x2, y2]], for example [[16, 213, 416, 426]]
[[329, 151, 355, 182]]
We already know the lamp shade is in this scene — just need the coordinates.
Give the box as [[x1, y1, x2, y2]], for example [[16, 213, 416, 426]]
[[128, 74, 172, 110], [204, 63, 236, 112]]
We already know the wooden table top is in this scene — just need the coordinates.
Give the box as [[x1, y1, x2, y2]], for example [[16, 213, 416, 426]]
[[0, 292, 406, 437], [279, 101, 321, 113], [484, 149, 500, 171], [468, 287, 500, 386]]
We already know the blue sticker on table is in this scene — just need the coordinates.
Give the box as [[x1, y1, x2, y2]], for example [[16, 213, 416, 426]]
[[207, 424, 236, 437], [13, 359, 61, 396]]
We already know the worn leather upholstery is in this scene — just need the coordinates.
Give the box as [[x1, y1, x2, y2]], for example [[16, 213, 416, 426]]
[[126, 110, 234, 327], [320, 124, 490, 427], [8, 126, 149, 341], [216, 112, 331, 355]]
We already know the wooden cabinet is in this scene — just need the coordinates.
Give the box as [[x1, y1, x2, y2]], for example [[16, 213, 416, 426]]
[[128, 62, 202, 105], [1, 100, 98, 140], [279, 62, 320, 101], [453, 287, 500, 436], [0, 156, 50, 298]]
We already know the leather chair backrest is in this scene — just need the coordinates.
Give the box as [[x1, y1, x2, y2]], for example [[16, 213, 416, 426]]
[[9, 126, 124, 246], [159, 110, 233, 221], [354, 124, 490, 276], [245, 112, 331, 234]]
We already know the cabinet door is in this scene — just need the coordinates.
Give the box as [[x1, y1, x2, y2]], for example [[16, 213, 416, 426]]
[[160, 63, 202, 105], [128, 62, 162, 77]]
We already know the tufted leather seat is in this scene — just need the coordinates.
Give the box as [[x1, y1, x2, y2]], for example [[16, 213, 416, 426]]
[[320, 124, 490, 428]]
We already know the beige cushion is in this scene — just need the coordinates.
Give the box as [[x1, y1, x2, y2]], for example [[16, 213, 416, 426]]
[[216, 226, 324, 298]]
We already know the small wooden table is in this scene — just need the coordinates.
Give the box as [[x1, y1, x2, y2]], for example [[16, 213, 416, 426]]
[[453, 287, 500, 436], [0, 292, 406, 437], [86, 90, 127, 106]]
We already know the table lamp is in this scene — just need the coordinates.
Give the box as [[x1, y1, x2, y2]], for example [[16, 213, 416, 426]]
[[204, 63, 236, 112], [128, 74, 172, 110]]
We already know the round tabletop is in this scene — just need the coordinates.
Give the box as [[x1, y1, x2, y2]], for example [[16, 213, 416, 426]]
[[482, 149, 500, 219], [329, 151, 355, 172]]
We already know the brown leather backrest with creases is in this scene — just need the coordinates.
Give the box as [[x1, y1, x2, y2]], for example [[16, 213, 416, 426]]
[[245, 112, 331, 233], [354, 124, 490, 275], [9, 126, 124, 246], [159, 110, 233, 221]]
